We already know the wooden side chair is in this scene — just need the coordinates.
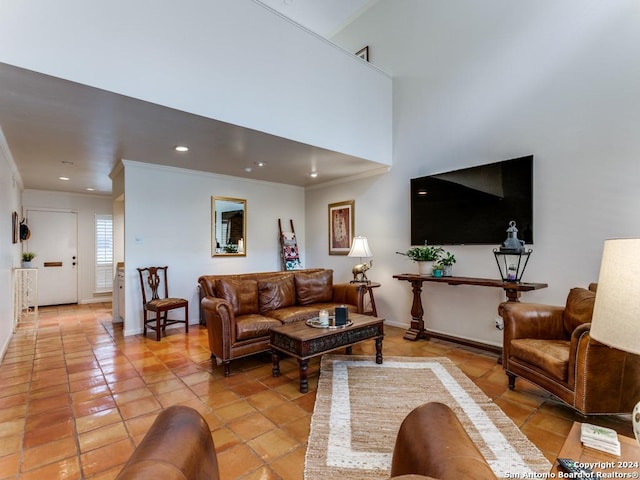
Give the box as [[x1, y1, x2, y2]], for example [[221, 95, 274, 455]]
[[137, 266, 188, 341]]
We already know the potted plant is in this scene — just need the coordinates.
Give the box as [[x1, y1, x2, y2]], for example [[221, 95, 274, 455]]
[[396, 245, 444, 275], [432, 263, 444, 278], [440, 252, 456, 277], [21, 251, 36, 268]]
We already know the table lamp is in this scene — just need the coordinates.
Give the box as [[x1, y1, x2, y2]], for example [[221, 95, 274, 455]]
[[589, 238, 640, 446], [348, 236, 373, 283]]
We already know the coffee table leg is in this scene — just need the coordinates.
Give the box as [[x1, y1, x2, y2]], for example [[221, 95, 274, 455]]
[[298, 359, 308, 393], [375, 337, 383, 364], [271, 350, 280, 377], [345, 346, 353, 354]]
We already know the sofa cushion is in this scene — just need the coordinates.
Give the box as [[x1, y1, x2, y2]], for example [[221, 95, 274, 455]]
[[258, 274, 295, 313], [215, 279, 259, 316], [510, 338, 570, 381], [563, 287, 595, 334], [236, 314, 282, 341], [295, 269, 333, 305]]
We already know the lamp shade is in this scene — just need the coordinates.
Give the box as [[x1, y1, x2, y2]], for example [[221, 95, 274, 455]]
[[348, 236, 373, 258], [590, 238, 640, 356]]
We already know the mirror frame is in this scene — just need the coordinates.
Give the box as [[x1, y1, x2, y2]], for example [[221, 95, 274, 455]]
[[211, 196, 246, 257]]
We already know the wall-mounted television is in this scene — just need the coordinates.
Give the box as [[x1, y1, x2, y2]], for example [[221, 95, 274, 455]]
[[410, 155, 533, 246]]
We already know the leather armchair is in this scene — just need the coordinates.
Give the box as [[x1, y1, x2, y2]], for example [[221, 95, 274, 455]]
[[499, 285, 640, 415], [390, 402, 496, 479]]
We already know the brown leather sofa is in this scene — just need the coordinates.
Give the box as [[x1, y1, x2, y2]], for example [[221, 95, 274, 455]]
[[390, 402, 496, 480], [198, 268, 365, 376], [499, 284, 640, 415], [115, 405, 219, 480]]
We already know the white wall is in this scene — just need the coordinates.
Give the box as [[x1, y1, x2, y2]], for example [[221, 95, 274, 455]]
[[316, 0, 640, 346], [0, 0, 392, 166], [22, 190, 113, 304], [122, 161, 305, 336], [0, 130, 24, 358]]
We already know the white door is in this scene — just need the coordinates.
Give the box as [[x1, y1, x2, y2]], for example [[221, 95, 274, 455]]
[[25, 210, 78, 306]]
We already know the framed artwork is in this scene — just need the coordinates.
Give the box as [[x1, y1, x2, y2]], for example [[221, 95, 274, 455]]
[[355, 46, 369, 62], [328, 200, 354, 255]]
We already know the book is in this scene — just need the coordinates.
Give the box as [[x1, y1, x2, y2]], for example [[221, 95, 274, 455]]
[[580, 423, 621, 455]]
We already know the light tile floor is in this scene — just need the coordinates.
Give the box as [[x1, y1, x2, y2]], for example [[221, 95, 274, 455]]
[[0, 303, 633, 479]]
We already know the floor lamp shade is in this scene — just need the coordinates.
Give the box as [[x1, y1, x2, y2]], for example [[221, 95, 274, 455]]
[[590, 238, 640, 355]]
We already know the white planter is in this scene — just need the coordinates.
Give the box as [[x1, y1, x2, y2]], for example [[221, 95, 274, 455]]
[[417, 261, 433, 276], [22, 261, 32, 268], [443, 265, 453, 277]]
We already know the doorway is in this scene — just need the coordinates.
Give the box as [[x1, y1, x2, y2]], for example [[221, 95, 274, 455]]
[[25, 209, 78, 306]]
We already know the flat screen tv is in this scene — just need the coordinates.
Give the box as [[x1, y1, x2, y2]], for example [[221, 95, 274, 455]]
[[410, 155, 533, 246]]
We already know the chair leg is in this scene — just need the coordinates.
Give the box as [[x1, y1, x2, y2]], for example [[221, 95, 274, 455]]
[[507, 372, 516, 390], [156, 311, 162, 341], [223, 361, 231, 377], [143, 310, 147, 337], [184, 304, 189, 333]]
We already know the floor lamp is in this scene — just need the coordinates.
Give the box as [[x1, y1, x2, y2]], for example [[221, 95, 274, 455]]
[[589, 238, 640, 446]]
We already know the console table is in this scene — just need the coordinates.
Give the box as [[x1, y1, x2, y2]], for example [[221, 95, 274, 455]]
[[393, 274, 547, 344]]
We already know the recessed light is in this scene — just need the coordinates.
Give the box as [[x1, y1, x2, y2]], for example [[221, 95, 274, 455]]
[[244, 167, 252, 173], [85, 188, 95, 191], [59, 176, 70, 181], [310, 172, 318, 178], [254, 161, 266, 167], [174, 145, 189, 152]]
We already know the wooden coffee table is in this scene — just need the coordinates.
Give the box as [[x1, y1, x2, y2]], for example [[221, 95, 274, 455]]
[[270, 312, 384, 393], [550, 422, 640, 477]]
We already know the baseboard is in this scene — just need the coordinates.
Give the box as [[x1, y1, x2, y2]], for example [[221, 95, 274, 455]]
[[425, 329, 502, 357]]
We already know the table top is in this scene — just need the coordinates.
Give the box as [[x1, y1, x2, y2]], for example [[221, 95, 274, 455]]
[[550, 422, 640, 476], [270, 313, 384, 342], [392, 274, 548, 291]]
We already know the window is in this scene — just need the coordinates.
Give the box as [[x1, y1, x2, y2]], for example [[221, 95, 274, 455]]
[[95, 215, 113, 293]]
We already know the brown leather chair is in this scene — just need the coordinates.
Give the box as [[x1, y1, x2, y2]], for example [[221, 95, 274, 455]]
[[390, 402, 497, 479], [137, 266, 189, 341], [116, 405, 219, 480], [499, 284, 640, 415]]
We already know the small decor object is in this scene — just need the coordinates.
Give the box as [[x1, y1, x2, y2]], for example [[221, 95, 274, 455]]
[[348, 236, 373, 283], [328, 200, 354, 255], [334, 305, 349, 326], [396, 244, 444, 276], [432, 264, 443, 278], [440, 251, 456, 277], [12, 212, 19, 244], [355, 46, 369, 61], [319, 309, 330, 327], [493, 221, 532, 282], [590, 238, 640, 447], [21, 251, 36, 268], [579, 423, 621, 455]]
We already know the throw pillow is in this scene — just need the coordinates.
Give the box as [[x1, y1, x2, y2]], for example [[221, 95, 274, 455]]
[[258, 274, 295, 313], [295, 269, 333, 305], [215, 279, 259, 316], [563, 287, 595, 334]]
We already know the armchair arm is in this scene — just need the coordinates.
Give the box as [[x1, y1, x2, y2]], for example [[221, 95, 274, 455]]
[[500, 302, 566, 340], [500, 302, 566, 367], [201, 297, 234, 361], [332, 283, 364, 313]]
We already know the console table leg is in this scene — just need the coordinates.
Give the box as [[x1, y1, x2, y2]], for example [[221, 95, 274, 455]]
[[298, 359, 309, 393], [375, 337, 383, 364], [271, 350, 280, 377], [404, 280, 426, 341]]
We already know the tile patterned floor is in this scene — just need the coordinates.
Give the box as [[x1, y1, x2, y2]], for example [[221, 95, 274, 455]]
[[0, 303, 633, 479]]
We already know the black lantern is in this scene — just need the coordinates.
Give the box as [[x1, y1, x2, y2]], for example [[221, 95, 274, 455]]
[[493, 221, 532, 283]]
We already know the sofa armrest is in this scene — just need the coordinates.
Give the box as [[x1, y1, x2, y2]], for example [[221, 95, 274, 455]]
[[116, 405, 219, 480], [390, 402, 496, 480], [332, 283, 365, 313], [201, 297, 234, 360]]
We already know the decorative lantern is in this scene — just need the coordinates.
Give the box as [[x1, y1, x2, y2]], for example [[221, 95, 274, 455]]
[[493, 221, 532, 283]]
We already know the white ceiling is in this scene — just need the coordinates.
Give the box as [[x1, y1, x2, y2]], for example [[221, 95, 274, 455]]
[[1, 0, 379, 196]]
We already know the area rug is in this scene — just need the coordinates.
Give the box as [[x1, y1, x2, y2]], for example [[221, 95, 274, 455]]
[[305, 355, 551, 480]]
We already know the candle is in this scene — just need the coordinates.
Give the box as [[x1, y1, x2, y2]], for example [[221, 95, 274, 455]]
[[319, 309, 329, 326]]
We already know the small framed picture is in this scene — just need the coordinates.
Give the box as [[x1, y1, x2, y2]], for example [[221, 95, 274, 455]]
[[355, 46, 369, 62], [328, 200, 354, 255]]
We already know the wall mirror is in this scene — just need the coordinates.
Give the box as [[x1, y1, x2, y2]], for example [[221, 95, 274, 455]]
[[212, 197, 246, 256]]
